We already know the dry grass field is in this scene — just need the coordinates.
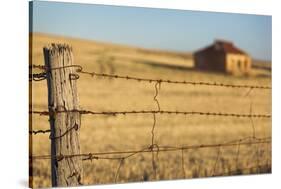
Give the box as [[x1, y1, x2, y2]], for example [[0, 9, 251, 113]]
[[30, 33, 271, 188]]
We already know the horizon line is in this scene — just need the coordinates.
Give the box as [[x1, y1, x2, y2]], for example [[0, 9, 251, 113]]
[[31, 31, 271, 62]]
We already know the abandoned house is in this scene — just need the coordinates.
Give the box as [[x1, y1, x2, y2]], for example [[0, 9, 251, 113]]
[[194, 40, 251, 75]]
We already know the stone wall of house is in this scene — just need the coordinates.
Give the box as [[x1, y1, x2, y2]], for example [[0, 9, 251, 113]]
[[226, 54, 251, 75]]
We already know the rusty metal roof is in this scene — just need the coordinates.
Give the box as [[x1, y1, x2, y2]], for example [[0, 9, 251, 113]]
[[195, 40, 247, 55]]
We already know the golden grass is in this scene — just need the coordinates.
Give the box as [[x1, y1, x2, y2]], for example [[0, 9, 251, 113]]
[[30, 33, 271, 188]]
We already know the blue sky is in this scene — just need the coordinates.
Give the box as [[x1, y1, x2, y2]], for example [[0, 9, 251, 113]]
[[31, 1, 272, 61]]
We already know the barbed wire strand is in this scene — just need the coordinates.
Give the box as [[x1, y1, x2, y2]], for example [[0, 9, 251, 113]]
[[30, 142, 269, 183], [31, 137, 271, 161], [29, 109, 271, 118], [29, 129, 51, 135], [31, 137, 271, 181], [29, 64, 82, 82], [29, 64, 271, 89], [31, 137, 271, 183], [79, 70, 271, 89]]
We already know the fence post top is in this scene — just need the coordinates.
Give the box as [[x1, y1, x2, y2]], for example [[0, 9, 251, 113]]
[[43, 43, 72, 52]]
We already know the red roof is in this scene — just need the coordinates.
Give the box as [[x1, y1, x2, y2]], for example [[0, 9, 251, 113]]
[[196, 40, 247, 55]]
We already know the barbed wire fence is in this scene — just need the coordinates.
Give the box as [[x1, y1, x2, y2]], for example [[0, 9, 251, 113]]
[[29, 44, 271, 187]]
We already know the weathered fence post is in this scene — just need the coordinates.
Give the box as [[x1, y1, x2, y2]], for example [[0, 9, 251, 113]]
[[43, 44, 83, 187]]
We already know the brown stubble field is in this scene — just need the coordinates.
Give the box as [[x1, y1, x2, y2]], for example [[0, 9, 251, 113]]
[[30, 33, 271, 188]]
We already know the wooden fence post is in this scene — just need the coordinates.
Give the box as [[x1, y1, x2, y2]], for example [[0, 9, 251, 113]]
[[43, 44, 83, 187]]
